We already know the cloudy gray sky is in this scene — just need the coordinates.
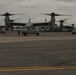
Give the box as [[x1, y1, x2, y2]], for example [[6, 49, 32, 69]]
[[0, 0, 76, 25]]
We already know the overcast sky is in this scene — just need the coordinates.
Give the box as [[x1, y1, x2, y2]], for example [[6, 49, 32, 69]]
[[0, 0, 76, 25]]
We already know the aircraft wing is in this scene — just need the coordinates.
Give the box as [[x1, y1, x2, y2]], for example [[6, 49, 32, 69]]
[[0, 26, 5, 28], [33, 22, 50, 26], [9, 22, 50, 26], [9, 22, 26, 26], [63, 26, 73, 28]]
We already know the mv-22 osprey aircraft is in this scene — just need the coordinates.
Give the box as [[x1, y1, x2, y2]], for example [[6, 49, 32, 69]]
[[0, 12, 70, 32], [56, 18, 68, 31], [0, 12, 23, 31], [57, 18, 74, 32]]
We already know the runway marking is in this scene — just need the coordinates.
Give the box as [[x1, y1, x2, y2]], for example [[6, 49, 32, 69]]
[[0, 66, 76, 72]]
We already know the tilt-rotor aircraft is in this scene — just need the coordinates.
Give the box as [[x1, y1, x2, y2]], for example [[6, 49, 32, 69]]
[[43, 12, 71, 31], [10, 12, 70, 31], [1, 12, 71, 31], [57, 19, 68, 31], [57, 19, 74, 31], [0, 12, 23, 31]]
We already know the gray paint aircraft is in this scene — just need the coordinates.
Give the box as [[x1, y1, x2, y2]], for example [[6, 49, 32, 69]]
[[0, 12, 71, 32], [56, 19, 74, 31], [57, 19, 68, 31], [43, 12, 71, 31], [0, 12, 22, 31]]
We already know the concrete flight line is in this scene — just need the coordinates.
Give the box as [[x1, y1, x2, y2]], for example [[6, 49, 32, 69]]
[[0, 66, 76, 72]]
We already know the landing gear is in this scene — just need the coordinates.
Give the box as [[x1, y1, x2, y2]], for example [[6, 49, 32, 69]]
[[72, 32, 75, 35], [36, 33, 39, 36], [24, 33, 27, 36]]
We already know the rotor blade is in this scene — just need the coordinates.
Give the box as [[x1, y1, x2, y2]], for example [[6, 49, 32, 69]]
[[56, 18, 68, 22], [64, 22, 67, 23], [0, 13, 24, 16], [63, 18, 68, 21], [55, 14, 71, 16], [42, 13, 51, 16], [8, 14, 24, 16], [13, 18, 23, 21], [43, 13, 71, 16], [0, 14, 6, 16]]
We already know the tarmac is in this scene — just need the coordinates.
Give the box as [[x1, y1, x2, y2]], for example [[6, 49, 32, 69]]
[[0, 31, 76, 75]]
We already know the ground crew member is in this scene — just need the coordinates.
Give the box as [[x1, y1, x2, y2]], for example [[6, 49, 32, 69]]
[[18, 30, 20, 35]]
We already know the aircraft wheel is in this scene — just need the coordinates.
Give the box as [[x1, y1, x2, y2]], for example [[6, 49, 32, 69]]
[[3, 32, 5, 34], [24, 33, 27, 36], [72, 32, 75, 35], [36, 33, 39, 36]]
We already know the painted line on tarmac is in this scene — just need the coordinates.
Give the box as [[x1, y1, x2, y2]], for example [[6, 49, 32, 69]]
[[0, 66, 76, 72]]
